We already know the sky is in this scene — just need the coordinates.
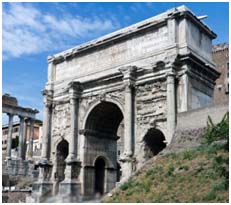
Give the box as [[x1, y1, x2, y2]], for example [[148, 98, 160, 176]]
[[2, 2, 229, 123]]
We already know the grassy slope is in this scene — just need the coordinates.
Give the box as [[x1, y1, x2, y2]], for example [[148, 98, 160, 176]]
[[103, 145, 228, 203]]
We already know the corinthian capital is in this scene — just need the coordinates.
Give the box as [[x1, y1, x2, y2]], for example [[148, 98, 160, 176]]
[[42, 89, 53, 107], [119, 66, 137, 80], [68, 81, 82, 99]]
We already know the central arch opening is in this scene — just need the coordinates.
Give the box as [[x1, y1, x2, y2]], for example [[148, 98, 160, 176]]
[[85, 101, 124, 136], [94, 157, 105, 195], [84, 101, 124, 196]]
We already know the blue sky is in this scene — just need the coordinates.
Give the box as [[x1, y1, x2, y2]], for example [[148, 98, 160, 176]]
[[2, 2, 229, 123]]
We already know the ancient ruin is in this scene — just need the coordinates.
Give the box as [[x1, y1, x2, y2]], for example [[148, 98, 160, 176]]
[[2, 93, 39, 176], [34, 6, 219, 202]]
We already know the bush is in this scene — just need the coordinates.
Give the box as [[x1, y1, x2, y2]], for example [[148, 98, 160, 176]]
[[203, 112, 229, 150], [203, 112, 229, 194]]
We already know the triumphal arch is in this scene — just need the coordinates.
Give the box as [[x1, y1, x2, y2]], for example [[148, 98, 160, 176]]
[[36, 6, 219, 201]]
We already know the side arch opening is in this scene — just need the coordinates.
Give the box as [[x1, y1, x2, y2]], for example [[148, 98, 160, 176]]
[[143, 128, 166, 159], [56, 139, 69, 182]]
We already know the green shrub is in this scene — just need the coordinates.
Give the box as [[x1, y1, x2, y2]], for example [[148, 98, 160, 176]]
[[203, 112, 229, 150]]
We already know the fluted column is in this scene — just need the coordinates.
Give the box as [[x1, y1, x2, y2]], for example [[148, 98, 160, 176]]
[[119, 66, 137, 180], [6, 113, 14, 160], [40, 90, 52, 164], [166, 71, 176, 143], [66, 81, 82, 163], [18, 116, 25, 160], [28, 118, 35, 160]]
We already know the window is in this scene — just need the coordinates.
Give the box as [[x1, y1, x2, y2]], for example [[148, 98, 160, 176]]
[[13, 127, 19, 132]]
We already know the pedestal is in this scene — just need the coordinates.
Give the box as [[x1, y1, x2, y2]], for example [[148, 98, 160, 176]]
[[33, 160, 53, 202], [59, 160, 82, 202], [59, 180, 81, 202], [32, 181, 53, 203]]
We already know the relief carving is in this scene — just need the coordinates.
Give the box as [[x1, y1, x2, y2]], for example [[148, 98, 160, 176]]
[[136, 81, 167, 126], [52, 103, 71, 139]]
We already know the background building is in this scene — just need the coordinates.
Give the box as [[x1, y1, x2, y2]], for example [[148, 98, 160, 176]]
[[212, 43, 229, 104], [2, 119, 43, 161]]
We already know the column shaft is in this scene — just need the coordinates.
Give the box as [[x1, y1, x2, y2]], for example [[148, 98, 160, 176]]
[[123, 84, 133, 157], [66, 81, 81, 162], [28, 119, 35, 160], [18, 116, 25, 160], [67, 97, 78, 161], [182, 73, 188, 112], [6, 114, 14, 160], [167, 72, 176, 142], [22, 120, 28, 160], [41, 102, 51, 161]]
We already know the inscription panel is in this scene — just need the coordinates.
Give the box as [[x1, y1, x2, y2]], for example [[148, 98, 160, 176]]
[[55, 25, 169, 81]]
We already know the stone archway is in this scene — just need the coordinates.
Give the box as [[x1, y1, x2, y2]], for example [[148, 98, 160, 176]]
[[94, 157, 106, 195], [56, 139, 69, 182], [143, 128, 166, 160], [83, 101, 124, 196]]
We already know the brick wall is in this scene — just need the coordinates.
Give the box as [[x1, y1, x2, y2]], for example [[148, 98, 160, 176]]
[[212, 43, 229, 104]]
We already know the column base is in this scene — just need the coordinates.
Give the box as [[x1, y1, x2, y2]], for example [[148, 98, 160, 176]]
[[32, 160, 53, 202], [31, 181, 53, 202], [119, 155, 136, 181], [59, 180, 81, 202], [58, 160, 82, 202]]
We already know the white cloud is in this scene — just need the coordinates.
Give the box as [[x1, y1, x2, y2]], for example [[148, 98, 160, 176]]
[[3, 3, 120, 59]]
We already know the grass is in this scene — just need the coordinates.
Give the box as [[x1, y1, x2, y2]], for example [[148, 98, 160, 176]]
[[103, 112, 229, 203], [103, 145, 228, 203]]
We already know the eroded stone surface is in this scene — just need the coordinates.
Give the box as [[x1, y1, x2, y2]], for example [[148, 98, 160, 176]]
[[35, 5, 220, 202]]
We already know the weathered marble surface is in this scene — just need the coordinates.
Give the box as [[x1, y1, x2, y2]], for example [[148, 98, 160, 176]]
[[35, 5, 220, 202]]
